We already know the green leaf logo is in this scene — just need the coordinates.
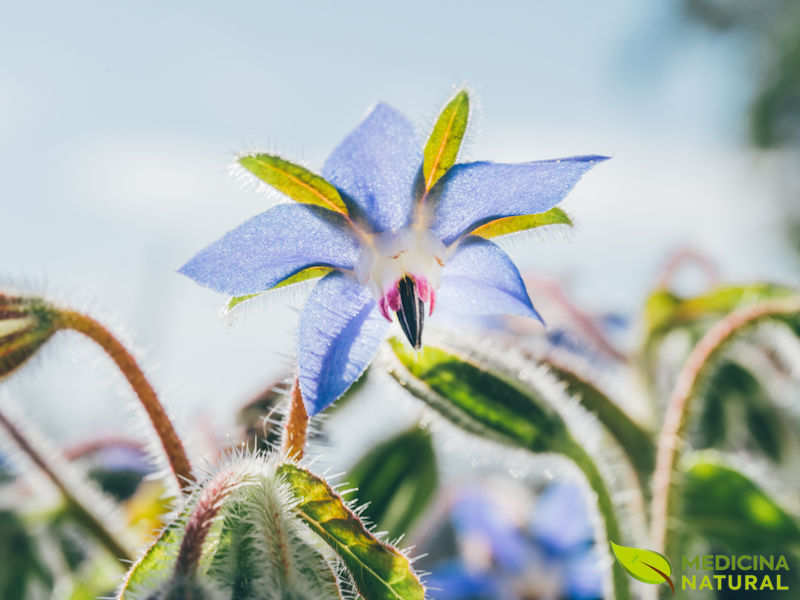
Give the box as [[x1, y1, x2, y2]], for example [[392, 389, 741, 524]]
[[610, 541, 674, 593]]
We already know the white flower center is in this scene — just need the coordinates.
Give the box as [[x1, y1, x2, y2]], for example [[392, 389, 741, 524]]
[[355, 227, 446, 345], [356, 227, 445, 300]]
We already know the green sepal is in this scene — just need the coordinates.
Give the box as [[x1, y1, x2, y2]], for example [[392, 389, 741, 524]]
[[471, 207, 572, 239], [278, 463, 425, 600], [423, 90, 469, 191], [225, 266, 334, 313], [346, 426, 437, 539], [239, 154, 348, 215]]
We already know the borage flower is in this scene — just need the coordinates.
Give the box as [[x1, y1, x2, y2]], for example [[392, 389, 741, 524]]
[[180, 91, 606, 415]]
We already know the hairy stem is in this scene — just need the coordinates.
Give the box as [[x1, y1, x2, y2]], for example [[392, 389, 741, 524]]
[[56, 309, 193, 493], [282, 378, 308, 459], [174, 470, 237, 577], [650, 298, 800, 556], [0, 405, 135, 563], [558, 436, 630, 600]]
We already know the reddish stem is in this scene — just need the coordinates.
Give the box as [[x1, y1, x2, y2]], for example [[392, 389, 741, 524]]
[[656, 247, 719, 291], [57, 310, 194, 494], [650, 298, 800, 554]]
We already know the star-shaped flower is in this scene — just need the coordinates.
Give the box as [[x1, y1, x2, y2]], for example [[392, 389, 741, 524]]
[[180, 91, 606, 415]]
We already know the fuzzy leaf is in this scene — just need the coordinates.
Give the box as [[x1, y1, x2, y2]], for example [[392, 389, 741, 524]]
[[120, 460, 343, 600], [698, 361, 784, 461], [610, 542, 672, 587], [542, 359, 655, 483], [682, 454, 800, 552], [387, 339, 631, 599], [424, 90, 469, 191], [387, 338, 568, 451], [278, 463, 425, 600], [642, 283, 795, 350], [347, 427, 437, 539], [225, 266, 334, 312], [118, 513, 187, 598], [239, 154, 348, 215], [471, 207, 572, 239]]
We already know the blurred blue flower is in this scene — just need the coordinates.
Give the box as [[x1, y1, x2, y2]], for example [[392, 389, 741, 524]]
[[531, 483, 604, 599], [530, 481, 595, 556], [427, 482, 603, 600], [451, 491, 530, 572], [180, 102, 606, 414], [426, 562, 504, 600]]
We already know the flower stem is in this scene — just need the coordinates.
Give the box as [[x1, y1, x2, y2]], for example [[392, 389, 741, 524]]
[[557, 435, 630, 600], [0, 405, 135, 563], [282, 378, 308, 459], [650, 298, 800, 556], [56, 309, 194, 494]]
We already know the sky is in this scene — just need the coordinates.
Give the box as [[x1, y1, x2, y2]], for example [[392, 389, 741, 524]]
[[2, 1, 797, 451]]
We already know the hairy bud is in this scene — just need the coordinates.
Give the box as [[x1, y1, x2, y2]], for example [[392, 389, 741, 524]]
[[0, 294, 59, 377]]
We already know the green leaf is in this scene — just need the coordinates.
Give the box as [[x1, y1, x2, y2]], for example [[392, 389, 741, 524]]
[[387, 338, 568, 451], [118, 516, 183, 597], [239, 154, 348, 215], [610, 541, 673, 587], [471, 207, 572, 239], [347, 426, 437, 539], [698, 361, 784, 461], [225, 266, 334, 312], [682, 453, 800, 553], [118, 506, 189, 598], [542, 359, 655, 486], [423, 90, 469, 191], [642, 283, 795, 351], [639, 284, 798, 393], [0, 510, 53, 598], [278, 463, 425, 600], [386, 338, 632, 600]]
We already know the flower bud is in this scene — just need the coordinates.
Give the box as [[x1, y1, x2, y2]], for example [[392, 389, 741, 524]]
[[0, 294, 60, 378]]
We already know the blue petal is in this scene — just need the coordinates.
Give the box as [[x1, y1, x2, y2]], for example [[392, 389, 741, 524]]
[[436, 237, 542, 322], [179, 204, 359, 296], [323, 103, 421, 233], [431, 156, 608, 245], [298, 272, 389, 415]]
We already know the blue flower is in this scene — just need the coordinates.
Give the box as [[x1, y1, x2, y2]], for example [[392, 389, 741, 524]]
[[426, 482, 604, 600], [180, 95, 606, 415]]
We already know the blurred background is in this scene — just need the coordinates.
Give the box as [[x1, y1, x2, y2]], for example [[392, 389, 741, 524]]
[[2, 2, 800, 598]]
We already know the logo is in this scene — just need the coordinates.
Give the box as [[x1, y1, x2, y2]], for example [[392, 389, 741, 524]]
[[611, 543, 792, 593], [611, 542, 674, 593]]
